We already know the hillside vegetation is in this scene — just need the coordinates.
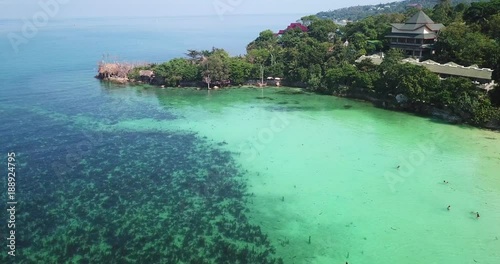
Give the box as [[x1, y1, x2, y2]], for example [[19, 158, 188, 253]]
[[317, 0, 485, 21]]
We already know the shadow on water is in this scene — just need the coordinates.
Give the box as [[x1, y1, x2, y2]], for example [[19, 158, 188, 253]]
[[2, 110, 283, 263], [263, 105, 320, 112], [426, 116, 479, 131], [274, 88, 311, 96], [139, 86, 356, 114], [256, 96, 275, 100]]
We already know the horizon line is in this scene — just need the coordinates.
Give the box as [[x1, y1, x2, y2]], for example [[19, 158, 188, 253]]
[[0, 12, 315, 21]]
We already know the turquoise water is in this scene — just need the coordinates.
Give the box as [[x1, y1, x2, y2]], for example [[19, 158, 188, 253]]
[[1, 16, 500, 263]]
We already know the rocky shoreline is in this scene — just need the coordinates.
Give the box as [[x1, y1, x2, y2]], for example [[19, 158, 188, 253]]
[[338, 89, 500, 130]]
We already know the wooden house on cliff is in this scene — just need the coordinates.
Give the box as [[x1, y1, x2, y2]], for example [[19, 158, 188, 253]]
[[385, 11, 444, 58]]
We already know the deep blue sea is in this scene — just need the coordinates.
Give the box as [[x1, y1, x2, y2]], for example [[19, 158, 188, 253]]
[[0, 14, 301, 263]]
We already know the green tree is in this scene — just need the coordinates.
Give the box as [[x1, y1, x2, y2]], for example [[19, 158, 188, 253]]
[[265, 62, 285, 78], [201, 48, 231, 87], [489, 86, 500, 107], [343, 14, 402, 53], [379, 48, 404, 72], [463, 0, 500, 32], [432, 0, 452, 24], [456, 91, 497, 125], [278, 28, 306, 49], [487, 13, 500, 40], [377, 63, 439, 102], [299, 15, 320, 27], [308, 19, 338, 42], [247, 30, 278, 50], [434, 23, 497, 67], [433, 77, 477, 106], [354, 59, 380, 90], [153, 58, 199, 86], [324, 63, 358, 92], [229, 56, 253, 85]]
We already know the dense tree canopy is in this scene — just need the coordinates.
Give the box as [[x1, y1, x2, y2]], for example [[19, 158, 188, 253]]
[[150, 58, 199, 86], [434, 23, 498, 67]]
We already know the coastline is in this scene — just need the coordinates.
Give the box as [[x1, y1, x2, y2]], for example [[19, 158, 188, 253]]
[[97, 76, 500, 131]]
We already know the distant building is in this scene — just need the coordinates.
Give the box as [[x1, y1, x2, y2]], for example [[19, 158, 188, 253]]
[[385, 11, 444, 58], [276, 23, 308, 35], [355, 53, 385, 65], [355, 54, 495, 90]]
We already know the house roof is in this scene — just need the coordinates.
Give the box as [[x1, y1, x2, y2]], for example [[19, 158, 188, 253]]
[[421, 59, 439, 64], [444, 62, 461, 67], [406, 10, 435, 24], [355, 55, 493, 80], [355, 54, 384, 65], [276, 22, 308, 35], [391, 23, 444, 32], [288, 23, 308, 31], [391, 23, 425, 31], [390, 11, 444, 32], [423, 64, 492, 80], [427, 24, 444, 31], [402, 59, 493, 80]]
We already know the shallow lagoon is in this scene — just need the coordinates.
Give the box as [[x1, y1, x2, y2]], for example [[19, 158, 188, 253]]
[[128, 86, 500, 263]]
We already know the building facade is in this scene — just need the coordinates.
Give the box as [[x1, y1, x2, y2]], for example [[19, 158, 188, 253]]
[[385, 11, 444, 58]]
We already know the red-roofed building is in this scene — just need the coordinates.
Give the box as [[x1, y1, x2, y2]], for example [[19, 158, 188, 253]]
[[276, 22, 308, 35]]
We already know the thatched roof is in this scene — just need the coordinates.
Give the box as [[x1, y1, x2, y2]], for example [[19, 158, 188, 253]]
[[98, 62, 134, 78]]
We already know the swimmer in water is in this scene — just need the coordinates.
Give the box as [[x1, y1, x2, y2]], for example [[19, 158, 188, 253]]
[[447, 205, 451, 211], [476, 212, 480, 219], [443, 180, 449, 184]]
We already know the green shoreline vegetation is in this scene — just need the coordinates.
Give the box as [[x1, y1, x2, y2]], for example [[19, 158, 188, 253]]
[[97, 0, 500, 129]]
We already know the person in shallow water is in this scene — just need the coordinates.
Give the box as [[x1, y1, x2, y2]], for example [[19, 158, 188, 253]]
[[477, 212, 480, 219], [447, 205, 451, 211]]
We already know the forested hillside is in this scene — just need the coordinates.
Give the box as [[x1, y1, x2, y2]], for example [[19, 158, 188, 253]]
[[317, 0, 484, 21]]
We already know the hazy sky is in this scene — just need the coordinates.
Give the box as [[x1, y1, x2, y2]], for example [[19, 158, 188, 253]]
[[0, 0, 397, 19]]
